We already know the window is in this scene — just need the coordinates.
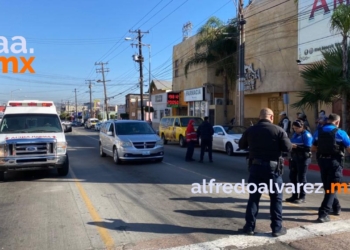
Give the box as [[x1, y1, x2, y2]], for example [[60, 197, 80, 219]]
[[0, 114, 62, 133], [168, 118, 174, 126], [160, 118, 168, 127], [115, 122, 155, 135], [174, 69, 179, 78], [214, 127, 224, 134], [160, 110, 164, 119], [174, 118, 180, 127], [180, 117, 203, 127], [154, 110, 158, 119], [175, 59, 179, 68]]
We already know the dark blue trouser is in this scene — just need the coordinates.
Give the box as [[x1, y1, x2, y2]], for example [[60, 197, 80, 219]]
[[200, 139, 212, 161], [317, 157, 343, 217], [185, 140, 195, 160], [244, 163, 283, 233], [289, 156, 311, 199]]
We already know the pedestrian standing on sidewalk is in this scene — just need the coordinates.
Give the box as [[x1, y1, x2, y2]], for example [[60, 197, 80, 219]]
[[286, 119, 313, 204], [197, 116, 214, 163], [311, 113, 350, 222], [239, 108, 292, 237], [185, 119, 197, 162]]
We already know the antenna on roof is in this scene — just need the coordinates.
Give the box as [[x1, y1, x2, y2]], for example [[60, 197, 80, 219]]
[[182, 22, 192, 41]]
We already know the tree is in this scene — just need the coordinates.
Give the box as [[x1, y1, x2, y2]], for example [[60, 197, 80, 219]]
[[120, 113, 129, 119], [110, 114, 116, 119], [291, 45, 350, 125], [330, 4, 350, 130], [184, 17, 238, 123]]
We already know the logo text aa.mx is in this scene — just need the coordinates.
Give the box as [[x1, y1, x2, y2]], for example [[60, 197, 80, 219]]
[[0, 36, 35, 73]]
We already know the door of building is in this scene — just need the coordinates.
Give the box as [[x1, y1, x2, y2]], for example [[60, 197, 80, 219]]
[[268, 97, 284, 124]]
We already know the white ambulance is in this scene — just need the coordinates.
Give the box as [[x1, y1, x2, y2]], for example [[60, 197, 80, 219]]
[[0, 100, 70, 181]]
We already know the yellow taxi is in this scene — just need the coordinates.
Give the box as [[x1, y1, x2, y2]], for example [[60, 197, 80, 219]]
[[159, 116, 203, 147]]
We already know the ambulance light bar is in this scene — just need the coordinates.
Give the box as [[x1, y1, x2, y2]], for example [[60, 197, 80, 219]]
[[8, 102, 53, 107]]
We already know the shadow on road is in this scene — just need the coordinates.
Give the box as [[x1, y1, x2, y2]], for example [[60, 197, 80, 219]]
[[87, 219, 241, 235]]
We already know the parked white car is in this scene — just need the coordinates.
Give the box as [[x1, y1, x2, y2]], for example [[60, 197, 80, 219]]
[[199, 125, 248, 156]]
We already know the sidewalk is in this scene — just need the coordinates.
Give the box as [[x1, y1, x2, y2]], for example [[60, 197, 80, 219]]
[[283, 154, 350, 177]]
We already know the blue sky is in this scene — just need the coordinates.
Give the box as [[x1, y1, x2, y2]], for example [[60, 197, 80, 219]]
[[0, 0, 248, 106]]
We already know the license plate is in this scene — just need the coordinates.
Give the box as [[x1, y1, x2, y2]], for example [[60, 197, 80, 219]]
[[142, 151, 150, 155]]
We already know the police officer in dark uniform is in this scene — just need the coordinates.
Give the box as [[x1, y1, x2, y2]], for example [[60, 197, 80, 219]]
[[239, 108, 292, 237], [197, 116, 214, 163], [311, 113, 350, 222], [286, 119, 313, 203]]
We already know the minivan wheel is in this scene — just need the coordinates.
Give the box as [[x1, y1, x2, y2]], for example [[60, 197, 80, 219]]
[[99, 142, 106, 157], [226, 143, 234, 156], [113, 147, 121, 164], [161, 134, 168, 145], [179, 135, 186, 147]]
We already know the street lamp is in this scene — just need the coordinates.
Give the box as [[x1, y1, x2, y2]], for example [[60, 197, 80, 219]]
[[10, 89, 21, 99]]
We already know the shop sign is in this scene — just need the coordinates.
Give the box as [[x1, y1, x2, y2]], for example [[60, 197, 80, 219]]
[[167, 92, 179, 107], [184, 87, 204, 102], [155, 95, 162, 102]]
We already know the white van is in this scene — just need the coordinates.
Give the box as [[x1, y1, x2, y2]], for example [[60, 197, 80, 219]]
[[0, 100, 70, 181]]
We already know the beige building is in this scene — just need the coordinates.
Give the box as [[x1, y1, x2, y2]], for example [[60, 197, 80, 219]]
[[243, 0, 331, 128], [173, 35, 235, 125]]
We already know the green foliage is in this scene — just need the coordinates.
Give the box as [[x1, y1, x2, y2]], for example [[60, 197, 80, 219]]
[[184, 17, 238, 85], [97, 114, 102, 120], [110, 114, 116, 119]]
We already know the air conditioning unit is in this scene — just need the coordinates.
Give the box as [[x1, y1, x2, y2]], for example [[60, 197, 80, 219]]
[[215, 98, 224, 105]]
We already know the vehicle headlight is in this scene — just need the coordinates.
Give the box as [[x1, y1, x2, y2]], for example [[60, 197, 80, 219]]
[[57, 142, 67, 154], [0, 144, 7, 157], [118, 141, 133, 147], [234, 139, 240, 144], [156, 140, 164, 146]]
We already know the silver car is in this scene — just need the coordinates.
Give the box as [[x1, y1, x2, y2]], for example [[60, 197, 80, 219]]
[[99, 120, 164, 163]]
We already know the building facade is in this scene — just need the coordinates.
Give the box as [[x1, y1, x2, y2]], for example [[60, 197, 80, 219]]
[[173, 33, 235, 125], [243, 0, 332, 128], [125, 94, 150, 120]]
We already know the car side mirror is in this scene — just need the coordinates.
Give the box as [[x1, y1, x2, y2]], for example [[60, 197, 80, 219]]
[[217, 132, 224, 135], [107, 131, 113, 136], [64, 126, 72, 133]]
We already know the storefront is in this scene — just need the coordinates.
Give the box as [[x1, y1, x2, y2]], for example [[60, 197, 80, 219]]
[[184, 87, 208, 118]]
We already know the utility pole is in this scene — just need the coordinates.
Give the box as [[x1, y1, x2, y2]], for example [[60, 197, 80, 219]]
[[237, 0, 246, 126], [73, 89, 78, 121], [95, 62, 110, 120], [86, 80, 95, 118], [129, 29, 149, 121], [67, 100, 70, 119]]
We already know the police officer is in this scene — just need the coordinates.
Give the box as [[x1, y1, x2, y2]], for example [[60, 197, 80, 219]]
[[239, 108, 292, 237], [278, 111, 291, 137], [197, 116, 214, 163], [286, 119, 313, 203], [311, 113, 350, 222]]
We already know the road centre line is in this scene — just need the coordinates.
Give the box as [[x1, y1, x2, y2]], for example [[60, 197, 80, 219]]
[[163, 219, 350, 250], [70, 168, 115, 249]]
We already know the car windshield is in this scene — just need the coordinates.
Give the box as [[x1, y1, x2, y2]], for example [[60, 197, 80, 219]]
[[224, 126, 247, 135], [0, 114, 63, 133], [90, 119, 98, 123], [115, 122, 155, 135], [180, 117, 203, 127]]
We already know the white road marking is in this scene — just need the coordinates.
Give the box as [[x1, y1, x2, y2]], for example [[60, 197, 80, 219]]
[[162, 219, 350, 250]]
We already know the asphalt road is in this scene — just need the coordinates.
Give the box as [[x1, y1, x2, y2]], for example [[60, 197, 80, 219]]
[[1, 127, 350, 250]]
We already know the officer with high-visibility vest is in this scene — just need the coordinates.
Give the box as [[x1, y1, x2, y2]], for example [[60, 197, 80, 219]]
[[311, 113, 350, 222]]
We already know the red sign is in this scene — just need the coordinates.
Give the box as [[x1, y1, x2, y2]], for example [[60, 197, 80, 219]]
[[167, 93, 179, 107]]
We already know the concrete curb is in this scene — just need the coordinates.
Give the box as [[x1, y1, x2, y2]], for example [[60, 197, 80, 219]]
[[284, 160, 350, 177]]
